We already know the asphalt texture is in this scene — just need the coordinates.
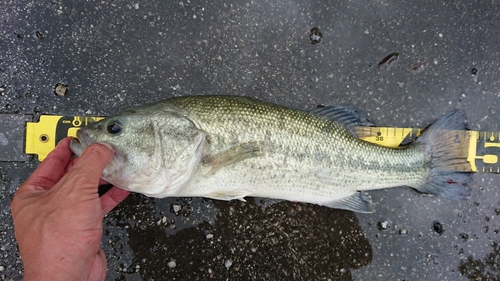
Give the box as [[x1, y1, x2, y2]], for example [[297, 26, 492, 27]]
[[1, 0, 500, 280]]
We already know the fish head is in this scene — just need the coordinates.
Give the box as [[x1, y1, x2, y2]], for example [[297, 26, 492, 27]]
[[70, 107, 206, 197]]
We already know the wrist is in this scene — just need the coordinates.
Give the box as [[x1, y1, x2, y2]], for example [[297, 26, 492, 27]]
[[21, 250, 88, 281], [23, 267, 83, 281]]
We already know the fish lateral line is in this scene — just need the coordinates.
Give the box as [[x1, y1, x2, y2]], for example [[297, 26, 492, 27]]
[[23, 114, 500, 174]]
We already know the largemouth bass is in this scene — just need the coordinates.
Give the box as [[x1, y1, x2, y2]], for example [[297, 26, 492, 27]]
[[70, 96, 471, 213]]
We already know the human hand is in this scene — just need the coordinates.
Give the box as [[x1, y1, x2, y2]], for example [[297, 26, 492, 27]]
[[11, 137, 130, 281]]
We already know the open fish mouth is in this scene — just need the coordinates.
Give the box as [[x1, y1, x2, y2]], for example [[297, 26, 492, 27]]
[[69, 129, 92, 157]]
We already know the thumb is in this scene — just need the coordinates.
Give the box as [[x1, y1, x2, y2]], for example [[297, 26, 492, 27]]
[[67, 143, 114, 187], [88, 249, 108, 281]]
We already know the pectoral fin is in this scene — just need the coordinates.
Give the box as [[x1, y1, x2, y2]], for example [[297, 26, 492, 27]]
[[203, 142, 263, 176], [321, 192, 375, 213]]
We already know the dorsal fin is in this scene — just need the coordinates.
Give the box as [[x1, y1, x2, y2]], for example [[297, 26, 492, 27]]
[[310, 105, 376, 136]]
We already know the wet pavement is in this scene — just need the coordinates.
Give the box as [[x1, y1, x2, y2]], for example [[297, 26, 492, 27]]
[[1, 0, 500, 280]]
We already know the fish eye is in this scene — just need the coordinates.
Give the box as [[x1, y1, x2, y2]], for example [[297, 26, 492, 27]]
[[106, 121, 122, 135]]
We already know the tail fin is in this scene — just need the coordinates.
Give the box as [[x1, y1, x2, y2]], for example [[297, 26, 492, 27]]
[[413, 110, 472, 200]]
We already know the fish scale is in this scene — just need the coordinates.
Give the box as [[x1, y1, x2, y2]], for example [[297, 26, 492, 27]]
[[168, 97, 430, 201]]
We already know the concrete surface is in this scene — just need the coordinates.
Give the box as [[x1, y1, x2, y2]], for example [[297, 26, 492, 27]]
[[1, 0, 500, 280]]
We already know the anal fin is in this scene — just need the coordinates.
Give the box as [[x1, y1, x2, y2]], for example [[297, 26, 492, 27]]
[[321, 192, 375, 213]]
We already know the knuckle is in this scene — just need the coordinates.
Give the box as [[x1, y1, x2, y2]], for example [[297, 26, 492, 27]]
[[84, 144, 113, 160], [68, 172, 89, 184]]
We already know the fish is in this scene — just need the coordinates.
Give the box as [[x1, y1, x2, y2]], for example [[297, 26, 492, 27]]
[[70, 95, 471, 213]]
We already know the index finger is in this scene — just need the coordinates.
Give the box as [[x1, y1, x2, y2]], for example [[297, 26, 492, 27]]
[[65, 143, 114, 189], [21, 137, 74, 191]]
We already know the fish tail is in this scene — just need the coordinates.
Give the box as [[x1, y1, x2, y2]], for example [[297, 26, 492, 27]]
[[413, 110, 472, 200]]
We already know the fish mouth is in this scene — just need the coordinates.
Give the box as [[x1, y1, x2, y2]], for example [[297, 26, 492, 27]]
[[70, 129, 92, 157]]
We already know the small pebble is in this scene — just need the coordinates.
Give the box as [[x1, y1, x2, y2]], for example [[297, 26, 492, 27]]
[[168, 261, 176, 268], [172, 204, 182, 215], [54, 83, 68, 96], [433, 221, 445, 235], [0, 265, 4, 271], [225, 259, 233, 269], [309, 27, 323, 44], [377, 220, 389, 230]]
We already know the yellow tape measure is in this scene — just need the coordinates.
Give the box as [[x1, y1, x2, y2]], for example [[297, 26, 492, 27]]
[[25, 115, 104, 161], [25, 115, 500, 173]]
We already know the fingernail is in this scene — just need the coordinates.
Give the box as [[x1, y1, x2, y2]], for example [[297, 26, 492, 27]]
[[56, 137, 72, 147], [97, 142, 114, 152]]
